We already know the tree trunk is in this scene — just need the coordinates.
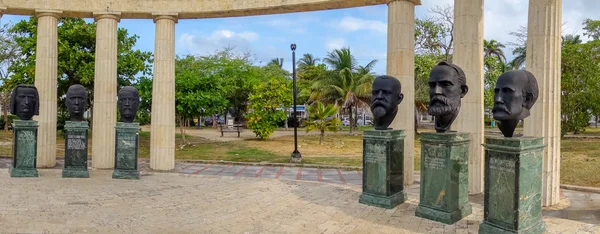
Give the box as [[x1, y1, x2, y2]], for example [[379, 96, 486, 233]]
[[284, 109, 289, 131], [320, 129, 325, 145], [180, 116, 186, 144], [212, 115, 218, 128], [349, 106, 354, 134], [596, 115, 598, 128]]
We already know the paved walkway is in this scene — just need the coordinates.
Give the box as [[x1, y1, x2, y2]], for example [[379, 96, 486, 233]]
[[0, 159, 598, 233]]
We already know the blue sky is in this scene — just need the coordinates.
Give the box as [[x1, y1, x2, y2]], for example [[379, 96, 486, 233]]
[[1, 0, 597, 75]]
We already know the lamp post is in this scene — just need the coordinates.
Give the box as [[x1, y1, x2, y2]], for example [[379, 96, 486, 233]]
[[290, 43, 302, 163]]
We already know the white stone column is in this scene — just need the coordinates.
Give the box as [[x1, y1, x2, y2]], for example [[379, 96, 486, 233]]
[[92, 12, 120, 169], [34, 10, 61, 168], [524, 0, 562, 207], [150, 13, 177, 171], [387, 0, 420, 185], [451, 0, 485, 195]]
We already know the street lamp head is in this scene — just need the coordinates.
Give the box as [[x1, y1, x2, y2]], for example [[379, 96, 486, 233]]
[[291, 44, 297, 51]]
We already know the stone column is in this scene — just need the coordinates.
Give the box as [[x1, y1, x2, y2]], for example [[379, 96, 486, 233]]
[[150, 13, 177, 171], [451, 0, 485, 195], [34, 10, 61, 168], [92, 12, 120, 169], [524, 0, 562, 207], [387, 0, 420, 185]]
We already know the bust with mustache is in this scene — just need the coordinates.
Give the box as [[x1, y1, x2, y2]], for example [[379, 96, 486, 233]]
[[370, 75, 403, 130], [10, 84, 39, 121], [65, 84, 88, 122], [492, 70, 539, 137], [427, 62, 468, 133], [117, 86, 140, 123]]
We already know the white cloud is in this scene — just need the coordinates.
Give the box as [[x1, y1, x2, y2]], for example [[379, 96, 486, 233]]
[[325, 38, 346, 51], [261, 14, 320, 34], [336, 16, 387, 34], [178, 30, 259, 55]]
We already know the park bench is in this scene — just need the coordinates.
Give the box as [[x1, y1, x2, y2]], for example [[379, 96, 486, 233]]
[[219, 124, 243, 137]]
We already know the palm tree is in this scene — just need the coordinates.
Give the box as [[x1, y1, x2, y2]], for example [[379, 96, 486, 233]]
[[484, 39, 507, 63], [268, 58, 284, 68], [304, 102, 341, 145], [510, 46, 526, 70], [298, 53, 320, 70], [309, 67, 373, 133], [324, 47, 359, 71]]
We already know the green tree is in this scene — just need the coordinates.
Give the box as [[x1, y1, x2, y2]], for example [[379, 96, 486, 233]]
[[298, 53, 320, 70], [8, 17, 152, 129], [510, 46, 526, 70], [247, 78, 292, 139], [268, 58, 284, 68], [175, 55, 229, 143], [134, 76, 153, 125], [483, 56, 504, 115], [561, 40, 600, 135], [414, 54, 439, 121], [297, 63, 327, 104], [0, 22, 19, 130], [484, 39, 507, 65], [304, 102, 341, 145]]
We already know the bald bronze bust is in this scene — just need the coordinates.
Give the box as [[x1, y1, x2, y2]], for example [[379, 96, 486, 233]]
[[117, 86, 140, 123], [492, 70, 539, 137], [10, 84, 39, 121], [427, 62, 468, 133], [371, 75, 403, 130], [65, 84, 88, 122]]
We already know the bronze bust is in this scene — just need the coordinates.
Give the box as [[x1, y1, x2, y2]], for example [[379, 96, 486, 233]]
[[371, 75, 403, 130], [492, 70, 539, 137], [427, 61, 468, 133], [117, 86, 140, 123], [65, 84, 88, 122], [10, 84, 39, 121]]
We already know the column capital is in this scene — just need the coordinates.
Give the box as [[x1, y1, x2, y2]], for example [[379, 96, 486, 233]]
[[35, 10, 62, 19], [388, 0, 421, 5], [93, 12, 121, 22], [152, 13, 178, 23]]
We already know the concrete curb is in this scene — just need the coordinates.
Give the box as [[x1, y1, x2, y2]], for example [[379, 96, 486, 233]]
[[179, 159, 362, 171], [560, 184, 600, 193]]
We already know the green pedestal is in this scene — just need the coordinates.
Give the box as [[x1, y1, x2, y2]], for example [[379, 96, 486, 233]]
[[479, 136, 546, 234], [10, 120, 39, 177], [359, 129, 407, 209], [63, 121, 89, 178], [416, 132, 471, 224], [113, 122, 140, 179]]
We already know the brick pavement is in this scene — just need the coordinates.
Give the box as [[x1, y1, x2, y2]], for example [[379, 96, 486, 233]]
[[0, 158, 597, 233]]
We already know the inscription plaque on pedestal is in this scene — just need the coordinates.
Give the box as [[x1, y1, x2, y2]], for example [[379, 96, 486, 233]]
[[10, 120, 39, 177], [113, 122, 140, 179], [63, 121, 89, 178], [416, 132, 471, 224], [359, 129, 406, 209], [479, 136, 545, 234]]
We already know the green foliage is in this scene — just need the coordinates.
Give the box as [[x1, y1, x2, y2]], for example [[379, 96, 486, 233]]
[[414, 54, 439, 111], [483, 56, 504, 110], [135, 76, 153, 125], [298, 63, 327, 104], [247, 78, 292, 140], [583, 19, 600, 41], [304, 102, 341, 144], [561, 40, 600, 135]]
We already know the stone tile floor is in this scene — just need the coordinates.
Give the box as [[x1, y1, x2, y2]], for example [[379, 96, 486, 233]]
[[0, 158, 597, 233]]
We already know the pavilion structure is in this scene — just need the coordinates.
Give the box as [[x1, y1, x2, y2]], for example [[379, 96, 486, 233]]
[[0, 0, 562, 206]]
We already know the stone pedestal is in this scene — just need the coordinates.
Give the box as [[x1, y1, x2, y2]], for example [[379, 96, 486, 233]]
[[416, 132, 471, 224], [479, 136, 546, 234], [359, 129, 406, 209], [10, 120, 39, 177], [113, 122, 140, 179], [63, 121, 89, 178]]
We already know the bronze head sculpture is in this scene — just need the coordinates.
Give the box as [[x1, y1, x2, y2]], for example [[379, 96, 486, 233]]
[[65, 84, 88, 122], [492, 70, 539, 137], [427, 61, 468, 133], [117, 86, 140, 123], [371, 75, 403, 130], [10, 84, 39, 121]]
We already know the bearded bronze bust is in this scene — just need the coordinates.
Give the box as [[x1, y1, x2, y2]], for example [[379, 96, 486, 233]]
[[492, 70, 539, 137], [10, 84, 39, 121], [117, 86, 140, 123], [427, 62, 468, 133], [371, 75, 403, 130], [65, 84, 88, 122]]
